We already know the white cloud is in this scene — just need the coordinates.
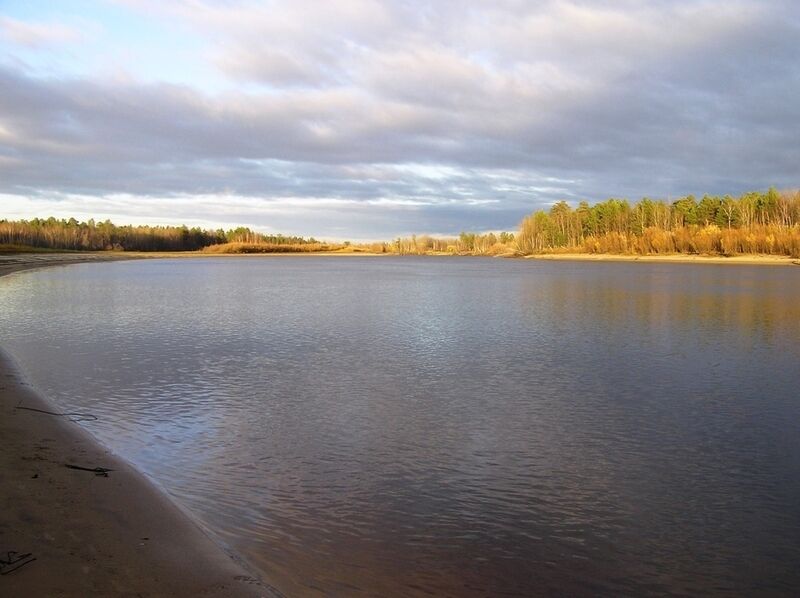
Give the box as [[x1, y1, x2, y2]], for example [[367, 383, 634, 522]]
[[0, 16, 83, 48]]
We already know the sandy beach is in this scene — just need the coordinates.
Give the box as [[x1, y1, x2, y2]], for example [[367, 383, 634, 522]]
[[0, 252, 145, 277], [523, 252, 800, 266], [0, 254, 275, 597]]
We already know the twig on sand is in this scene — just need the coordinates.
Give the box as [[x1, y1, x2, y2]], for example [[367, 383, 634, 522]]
[[0, 551, 36, 575], [14, 405, 98, 422], [64, 464, 114, 477]]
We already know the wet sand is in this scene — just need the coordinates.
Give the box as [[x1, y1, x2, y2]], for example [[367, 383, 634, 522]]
[[0, 255, 276, 597], [0, 252, 144, 277]]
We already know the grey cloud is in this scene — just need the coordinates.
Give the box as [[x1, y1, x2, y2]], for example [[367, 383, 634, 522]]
[[1, 0, 799, 237]]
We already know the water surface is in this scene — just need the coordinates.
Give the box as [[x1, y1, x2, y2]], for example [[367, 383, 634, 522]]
[[1, 257, 799, 596]]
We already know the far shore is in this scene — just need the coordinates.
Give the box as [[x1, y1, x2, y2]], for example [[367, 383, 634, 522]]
[[0, 256, 278, 596], [2, 249, 799, 269], [523, 252, 800, 266]]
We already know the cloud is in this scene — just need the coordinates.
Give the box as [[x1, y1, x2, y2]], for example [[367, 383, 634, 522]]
[[1, 0, 799, 237], [0, 16, 83, 48]]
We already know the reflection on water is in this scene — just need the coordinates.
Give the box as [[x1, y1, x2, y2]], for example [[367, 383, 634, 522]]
[[1, 257, 799, 596]]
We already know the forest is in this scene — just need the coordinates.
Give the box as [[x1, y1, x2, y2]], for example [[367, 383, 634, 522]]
[[0, 218, 321, 252], [2, 188, 799, 257], [392, 188, 800, 258], [516, 188, 800, 257]]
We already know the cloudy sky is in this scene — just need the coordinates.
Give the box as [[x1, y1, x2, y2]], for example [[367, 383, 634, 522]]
[[1, 0, 798, 239]]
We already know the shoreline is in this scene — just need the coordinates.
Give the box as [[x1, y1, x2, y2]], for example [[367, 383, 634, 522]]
[[522, 252, 800, 266], [0, 256, 276, 597], [4, 249, 799, 266], [0, 252, 147, 278]]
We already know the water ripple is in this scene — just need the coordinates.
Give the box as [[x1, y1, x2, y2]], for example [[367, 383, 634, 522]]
[[1, 257, 799, 596]]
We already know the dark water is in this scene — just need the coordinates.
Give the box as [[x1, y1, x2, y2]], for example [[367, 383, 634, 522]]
[[1, 257, 799, 596]]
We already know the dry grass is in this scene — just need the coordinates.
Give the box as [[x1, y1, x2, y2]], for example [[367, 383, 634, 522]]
[[582, 232, 631, 254], [570, 225, 800, 258], [199, 242, 341, 254]]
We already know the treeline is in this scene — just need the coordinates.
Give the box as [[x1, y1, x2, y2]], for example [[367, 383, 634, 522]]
[[518, 188, 800, 257], [202, 242, 338, 254], [4, 188, 799, 258], [0, 218, 319, 252], [223, 227, 318, 245]]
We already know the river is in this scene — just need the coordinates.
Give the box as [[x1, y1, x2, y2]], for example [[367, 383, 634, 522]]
[[1, 257, 798, 596]]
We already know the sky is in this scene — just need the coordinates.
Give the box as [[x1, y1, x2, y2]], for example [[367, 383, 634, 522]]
[[0, 0, 798, 240]]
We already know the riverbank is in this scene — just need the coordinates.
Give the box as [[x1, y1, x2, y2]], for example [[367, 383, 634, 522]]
[[6, 249, 800, 264], [0, 256, 275, 596], [0, 252, 145, 277], [523, 252, 800, 265]]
